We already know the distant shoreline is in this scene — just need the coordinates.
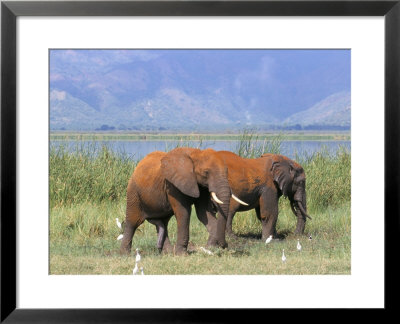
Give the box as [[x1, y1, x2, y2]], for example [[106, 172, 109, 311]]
[[50, 131, 350, 142]]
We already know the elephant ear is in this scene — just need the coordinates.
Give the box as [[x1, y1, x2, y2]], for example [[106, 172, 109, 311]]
[[271, 161, 295, 196], [161, 151, 200, 198]]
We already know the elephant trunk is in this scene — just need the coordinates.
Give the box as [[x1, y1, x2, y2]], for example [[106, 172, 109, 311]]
[[210, 176, 231, 248], [292, 189, 310, 235], [298, 201, 312, 220]]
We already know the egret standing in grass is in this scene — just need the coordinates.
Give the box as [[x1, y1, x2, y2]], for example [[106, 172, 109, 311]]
[[265, 235, 273, 245], [199, 246, 214, 255], [282, 249, 286, 263], [297, 239, 302, 251], [132, 262, 139, 275], [116, 218, 122, 230], [135, 248, 141, 264]]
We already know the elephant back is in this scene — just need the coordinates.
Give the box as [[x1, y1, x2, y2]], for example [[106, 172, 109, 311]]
[[130, 151, 167, 188]]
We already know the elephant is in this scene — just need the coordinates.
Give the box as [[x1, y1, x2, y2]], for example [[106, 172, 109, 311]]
[[119, 147, 237, 255], [195, 151, 311, 242]]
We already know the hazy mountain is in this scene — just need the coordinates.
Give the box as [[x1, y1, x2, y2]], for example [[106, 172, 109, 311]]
[[284, 91, 351, 127], [49, 49, 351, 131]]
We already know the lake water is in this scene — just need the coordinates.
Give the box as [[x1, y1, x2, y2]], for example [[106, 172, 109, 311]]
[[50, 139, 351, 161]]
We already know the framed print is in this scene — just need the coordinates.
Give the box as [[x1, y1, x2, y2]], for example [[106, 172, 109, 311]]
[[1, 0, 399, 322]]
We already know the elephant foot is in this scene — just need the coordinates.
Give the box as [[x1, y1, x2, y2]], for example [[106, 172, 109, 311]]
[[218, 240, 228, 249], [207, 236, 228, 249], [262, 228, 278, 241], [206, 236, 219, 247], [226, 231, 238, 239], [175, 245, 189, 256], [261, 234, 273, 241], [119, 247, 131, 256], [161, 242, 174, 254]]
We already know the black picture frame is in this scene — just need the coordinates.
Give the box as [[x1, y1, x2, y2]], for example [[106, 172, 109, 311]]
[[1, 0, 399, 322]]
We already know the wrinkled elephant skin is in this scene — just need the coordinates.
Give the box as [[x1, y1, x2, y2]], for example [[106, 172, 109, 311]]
[[196, 152, 311, 241], [120, 148, 231, 255]]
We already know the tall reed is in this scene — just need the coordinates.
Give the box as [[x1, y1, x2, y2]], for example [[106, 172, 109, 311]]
[[235, 128, 282, 158], [50, 142, 135, 207], [301, 146, 351, 210], [50, 131, 350, 212]]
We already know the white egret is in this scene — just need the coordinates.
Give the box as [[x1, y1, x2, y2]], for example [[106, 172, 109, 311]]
[[132, 262, 138, 275], [200, 247, 214, 255], [265, 235, 273, 245], [116, 218, 122, 230], [297, 239, 302, 251], [282, 249, 286, 263], [135, 248, 141, 263], [117, 234, 124, 241], [140, 267, 144, 275]]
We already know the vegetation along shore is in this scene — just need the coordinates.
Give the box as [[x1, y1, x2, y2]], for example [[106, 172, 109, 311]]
[[50, 131, 351, 275]]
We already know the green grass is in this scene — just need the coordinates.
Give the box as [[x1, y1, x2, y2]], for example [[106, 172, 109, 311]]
[[50, 143, 135, 207], [50, 201, 350, 275], [49, 130, 351, 275], [235, 128, 282, 158], [299, 146, 351, 209], [50, 141, 350, 211]]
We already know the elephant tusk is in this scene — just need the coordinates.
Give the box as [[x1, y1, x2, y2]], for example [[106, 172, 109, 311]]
[[297, 201, 312, 220], [211, 192, 224, 204], [231, 194, 249, 206]]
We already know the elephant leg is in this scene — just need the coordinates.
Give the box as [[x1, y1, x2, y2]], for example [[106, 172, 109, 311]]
[[259, 190, 279, 241], [167, 188, 192, 255], [156, 223, 166, 251], [194, 193, 220, 246], [255, 206, 261, 221], [225, 209, 237, 237], [155, 217, 174, 253], [173, 205, 191, 255], [148, 218, 168, 252], [255, 206, 275, 240], [195, 201, 228, 248], [120, 190, 146, 255], [120, 214, 145, 255], [295, 219, 305, 235], [203, 210, 220, 247]]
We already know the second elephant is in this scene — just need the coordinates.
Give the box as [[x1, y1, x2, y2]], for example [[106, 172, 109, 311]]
[[197, 152, 311, 242]]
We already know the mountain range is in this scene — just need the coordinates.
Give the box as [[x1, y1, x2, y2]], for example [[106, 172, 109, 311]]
[[50, 50, 351, 131]]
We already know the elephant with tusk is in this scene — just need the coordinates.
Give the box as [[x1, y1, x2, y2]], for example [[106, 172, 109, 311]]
[[119, 147, 233, 255], [195, 151, 311, 242]]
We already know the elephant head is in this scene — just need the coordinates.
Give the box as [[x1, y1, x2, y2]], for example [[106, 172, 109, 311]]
[[161, 147, 231, 247], [269, 155, 311, 234]]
